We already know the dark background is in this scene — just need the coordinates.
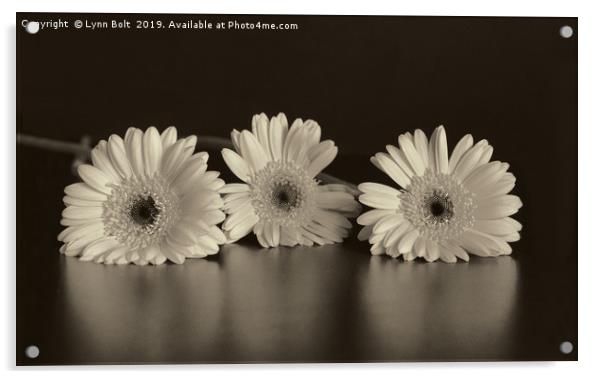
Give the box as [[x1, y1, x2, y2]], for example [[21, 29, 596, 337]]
[[16, 13, 577, 364]]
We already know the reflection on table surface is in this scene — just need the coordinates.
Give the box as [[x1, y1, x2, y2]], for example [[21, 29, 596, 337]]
[[55, 242, 520, 363]]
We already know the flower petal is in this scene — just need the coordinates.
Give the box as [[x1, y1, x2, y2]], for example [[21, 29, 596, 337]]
[[107, 135, 133, 179], [142, 126, 163, 176], [160, 126, 177, 148], [307, 143, 338, 178], [77, 164, 112, 194], [398, 134, 426, 176], [239, 130, 269, 172], [370, 153, 410, 188], [222, 148, 251, 182]]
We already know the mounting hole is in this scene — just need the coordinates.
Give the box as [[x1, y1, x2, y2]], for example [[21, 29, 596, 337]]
[[25, 345, 40, 359], [559, 25, 573, 39], [25, 21, 40, 35], [559, 341, 573, 354]]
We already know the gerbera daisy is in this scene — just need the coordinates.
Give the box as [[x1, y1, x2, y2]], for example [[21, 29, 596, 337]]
[[58, 126, 227, 265], [357, 125, 522, 262], [220, 112, 361, 247]]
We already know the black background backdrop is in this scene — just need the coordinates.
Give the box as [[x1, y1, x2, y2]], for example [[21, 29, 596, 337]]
[[17, 13, 577, 364]]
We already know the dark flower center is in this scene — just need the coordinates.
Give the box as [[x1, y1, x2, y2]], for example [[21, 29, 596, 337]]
[[130, 196, 160, 226], [271, 183, 299, 211], [430, 201, 446, 217], [424, 190, 454, 223]]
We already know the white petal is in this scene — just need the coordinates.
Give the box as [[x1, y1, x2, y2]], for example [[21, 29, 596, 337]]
[[430, 126, 449, 174], [107, 135, 133, 179], [383, 222, 410, 248], [443, 242, 470, 262], [479, 172, 516, 199], [413, 237, 427, 258], [357, 225, 373, 241], [474, 218, 522, 236], [452, 143, 485, 181], [463, 161, 508, 194], [398, 134, 425, 176], [385, 145, 415, 179], [142, 127, 163, 176], [230, 129, 242, 153], [200, 210, 226, 225], [239, 130, 269, 172], [183, 135, 197, 150], [307, 143, 338, 178], [359, 193, 399, 210], [219, 183, 250, 194], [172, 153, 209, 193], [475, 195, 522, 219], [77, 164, 111, 194], [90, 141, 120, 182], [222, 206, 256, 231], [62, 206, 103, 220], [65, 227, 104, 252], [305, 221, 344, 243], [316, 191, 359, 213], [197, 235, 220, 255], [160, 126, 177, 148], [304, 119, 322, 147], [63, 196, 101, 207], [223, 193, 252, 214], [477, 145, 494, 167], [162, 240, 186, 264], [314, 209, 352, 229], [81, 238, 119, 260], [357, 209, 396, 226], [221, 148, 251, 182], [424, 240, 441, 262], [252, 113, 271, 154], [64, 183, 106, 201], [161, 139, 194, 182], [448, 134, 474, 173], [227, 212, 259, 241], [413, 129, 430, 169], [58, 222, 103, 242], [373, 214, 404, 234], [268, 113, 288, 161], [358, 182, 401, 197], [125, 128, 145, 178], [398, 228, 419, 253], [264, 222, 281, 247], [370, 153, 410, 188], [183, 190, 223, 212]]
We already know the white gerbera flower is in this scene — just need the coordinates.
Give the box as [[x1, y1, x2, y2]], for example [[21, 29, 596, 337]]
[[220, 112, 361, 247], [58, 126, 227, 265], [357, 125, 522, 262]]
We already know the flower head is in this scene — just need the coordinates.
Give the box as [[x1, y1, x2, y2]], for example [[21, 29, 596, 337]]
[[58, 126, 226, 265], [220, 113, 361, 247], [358, 126, 522, 262]]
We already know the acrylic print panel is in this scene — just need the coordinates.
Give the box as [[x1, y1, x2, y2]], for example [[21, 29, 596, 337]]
[[16, 13, 577, 364]]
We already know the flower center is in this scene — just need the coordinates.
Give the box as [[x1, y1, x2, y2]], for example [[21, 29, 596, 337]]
[[425, 190, 454, 223], [272, 182, 299, 211], [399, 170, 475, 242], [129, 196, 160, 226], [249, 161, 318, 227], [102, 175, 180, 250]]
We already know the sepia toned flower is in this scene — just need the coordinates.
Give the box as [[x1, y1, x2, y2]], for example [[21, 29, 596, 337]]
[[220, 113, 361, 247], [58, 126, 226, 265], [358, 126, 522, 262]]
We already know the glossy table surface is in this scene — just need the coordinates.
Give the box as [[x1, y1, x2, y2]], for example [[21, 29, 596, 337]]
[[17, 183, 577, 365]]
